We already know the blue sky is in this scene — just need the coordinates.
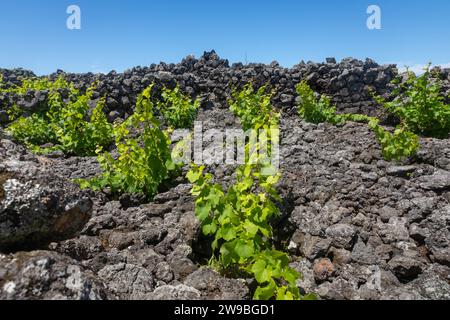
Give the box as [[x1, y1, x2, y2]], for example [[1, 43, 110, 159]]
[[0, 0, 449, 75]]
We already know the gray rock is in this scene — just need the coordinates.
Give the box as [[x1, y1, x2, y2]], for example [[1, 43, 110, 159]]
[[154, 262, 174, 283], [184, 268, 249, 300], [166, 244, 198, 280], [97, 263, 154, 300], [325, 224, 357, 250], [419, 170, 450, 191], [52, 236, 103, 260], [293, 232, 331, 260], [0, 251, 110, 300], [150, 284, 201, 300], [0, 145, 92, 252], [351, 241, 378, 265], [386, 165, 417, 178], [156, 71, 176, 86], [430, 247, 450, 266], [1, 56, 449, 301], [409, 224, 430, 243], [377, 218, 410, 244], [379, 206, 401, 223], [330, 247, 352, 265], [388, 255, 424, 282], [408, 266, 450, 300], [316, 278, 357, 300]]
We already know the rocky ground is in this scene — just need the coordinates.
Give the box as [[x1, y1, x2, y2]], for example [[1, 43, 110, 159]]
[[1, 53, 449, 300], [279, 117, 450, 300]]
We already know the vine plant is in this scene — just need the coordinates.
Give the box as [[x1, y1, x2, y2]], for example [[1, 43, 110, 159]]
[[78, 84, 199, 200], [6, 77, 113, 156], [157, 85, 200, 129], [188, 84, 315, 300], [296, 80, 421, 161], [78, 84, 176, 200], [374, 66, 450, 139]]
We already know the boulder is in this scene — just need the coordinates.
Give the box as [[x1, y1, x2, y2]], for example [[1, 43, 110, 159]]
[[0, 138, 92, 252], [419, 170, 450, 191], [184, 268, 250, 300], [388, 255, 424, 282], [325, 224, 357, 250], [0, 251, 110, 300]]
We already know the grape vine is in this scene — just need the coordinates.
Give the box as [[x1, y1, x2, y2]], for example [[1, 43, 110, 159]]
[[296, 80, 421, 161], [188, 84, 315, 300], [77, 84, 177, 200], [6, 77, 113, 156]]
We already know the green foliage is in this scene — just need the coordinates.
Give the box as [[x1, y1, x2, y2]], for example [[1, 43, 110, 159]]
[[187, 84, 314, 300], [78, 83, 200, 199], [49, 87, 113, 156], [188, 164, 308, 300], [157, 85, 200, 129], [1, 77, 77, 121], [368, 119, 420, 161], [296, 81, 374, 125], [4, 76, 77, 95], [296, 81, 375, 126], [375, 66, 450, 138], [6, 104, 23, 121], [6, 78, 113, 156], [296, 81, 343, 125], [230, 84, 279, 130], [7, 114, 57, 149], [338, 113, 373, 123], [78, 85, 176, 200], [296, 81, 419, 161]]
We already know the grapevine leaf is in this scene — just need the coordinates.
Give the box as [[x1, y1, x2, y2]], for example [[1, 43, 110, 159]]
[[254, 282, 276, 301], [235, 240, 254, 259]]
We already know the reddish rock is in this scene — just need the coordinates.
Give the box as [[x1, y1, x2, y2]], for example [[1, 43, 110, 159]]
[[313, 258, 335, 283]]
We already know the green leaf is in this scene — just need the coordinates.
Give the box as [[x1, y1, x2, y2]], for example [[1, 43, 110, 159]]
[[206, 187, 223, 207], [187, 168, 203, 183], [219, 225, 237, 242], [195, 203, 211, 221], [165, 159, 176, 171], [283, 268, 300, 286], [202, 222, 217, 235], [220, 241, 239, 267], [243, 220, 260, 236], [235, 240, 254, 259], [251, 259, 272, 284], [254, 282, 276, 300]]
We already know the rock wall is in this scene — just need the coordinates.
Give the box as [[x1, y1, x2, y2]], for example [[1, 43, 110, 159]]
[[1, 51, 399, 123], [3, 51, 450, 125], [0, 68, 36, 85]]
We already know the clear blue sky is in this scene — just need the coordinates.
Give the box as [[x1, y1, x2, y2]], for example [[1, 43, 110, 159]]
[[1, 0, 449, 75]]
